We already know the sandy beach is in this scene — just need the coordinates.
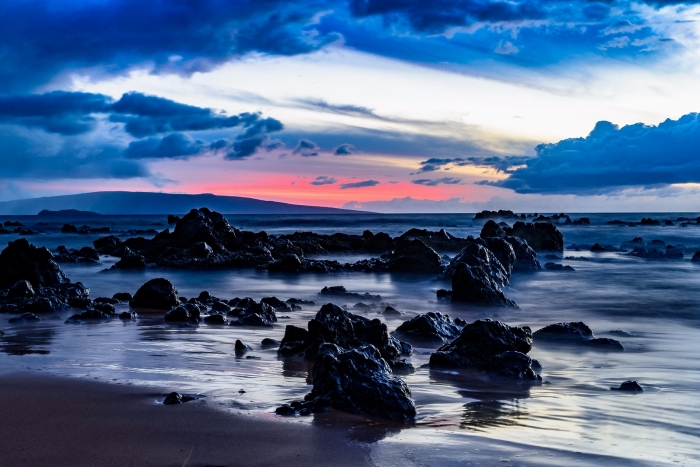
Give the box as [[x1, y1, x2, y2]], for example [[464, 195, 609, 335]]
[[0, 373, 370, 467]]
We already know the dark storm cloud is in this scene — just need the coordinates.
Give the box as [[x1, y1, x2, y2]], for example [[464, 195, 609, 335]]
[[411, 177, 462, 186], [489, 113, 700, 194], [310, 176, 338, 185], [0, 0, 338, 92], [414, 155, 533, 174], [340, 180, 381, 189], [0, 90, 284, 179]]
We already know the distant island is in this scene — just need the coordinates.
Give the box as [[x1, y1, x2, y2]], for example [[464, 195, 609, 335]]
[[0, 191, 365, 215], [37, 209, 102, 217]]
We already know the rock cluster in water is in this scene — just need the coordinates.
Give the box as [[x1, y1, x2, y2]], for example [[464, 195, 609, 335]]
[[533, 322, 624, 350]]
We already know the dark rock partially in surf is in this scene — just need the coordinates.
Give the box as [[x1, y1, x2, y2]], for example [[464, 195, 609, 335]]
[[611, 381, 643, 392], [573, 217, 590, 225], [429, 319, 539, 380], [203, 313, 227, 325], [505, 222, 563, 251], [234, 302, 277, 326], [8, 280, 35, 300], [319, 286, 381, 301], [534, 322, 623, 350], [544, 262, 575, 271], [61, 224, 78, 233], [0, 238, 68, 288], [112, 292, 132, 302], [163, 392, 195, 404], [451, 263, 516, 307], [164, 303, 201, 323], [261, 338, 281, 348], [129, 278, 179, 310], [398, 228, 469, 252], [388, 238, 442, 273], [8, 312, 41, 324], [305, 343, 416, 421], [277, 303, 411, 364], [65, 308, 114, 323], [474, 210, 519, 220], [394, 312, 465, 343], [167, 215, 181, 224], [443, 242, 510, 288], [112, 254, 147, 269]]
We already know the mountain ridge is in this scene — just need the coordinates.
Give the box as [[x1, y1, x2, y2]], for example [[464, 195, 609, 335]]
[[0, 192, 364, 215]]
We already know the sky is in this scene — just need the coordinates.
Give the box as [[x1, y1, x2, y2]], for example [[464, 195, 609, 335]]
[[2, 0, 700, 212]]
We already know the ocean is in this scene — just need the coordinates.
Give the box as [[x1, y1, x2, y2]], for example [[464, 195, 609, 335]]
[[0, 212, 698, 466]]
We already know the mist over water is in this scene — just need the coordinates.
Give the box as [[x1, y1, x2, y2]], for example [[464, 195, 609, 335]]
[[0, 213, 699, 466]]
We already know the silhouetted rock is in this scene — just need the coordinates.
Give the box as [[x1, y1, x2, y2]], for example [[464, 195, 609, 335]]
[[611, 381, 643, 392], [130, 278, 179, 310], [119, 311, 137, 320], [164, 303, 200, 323], [388, 238, 442, 273], [113, 254, 146, 269], [112, 292, 132, 302], [0, 238, 68, 287], [8, 312, 40, 323], [167, 215, 181, 224], [203, 313, 227, 325], [8, 280, 35, 300], [590, 243, 607, 252], [394, 312, 465, 343], [319, 286, 381, 301], [665, 245, 684, 259], [544, 262, 575, 271], [305, 343, 416, 421], [430, 319, 539, 380], [572, 217, 590, 225], [443, 241, 510, 288], [474, 210, 518, 220], [261, 338, 281, 348], [451, 263, 516, 307], [235, 339, 252, 354], [534, 322, 623, 350], [505, 222, 563, 251], [235, 302, 277, 326], [640, 218, 660, 226], [61, 224, 78, 233], [398, 228, 468, 251], [480, 220, 506, 239], [504, 236, 541, 271], [163, 392, 195, 404]]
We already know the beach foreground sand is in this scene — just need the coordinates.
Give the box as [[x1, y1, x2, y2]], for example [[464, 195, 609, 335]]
[[0, 373, 370, 467]]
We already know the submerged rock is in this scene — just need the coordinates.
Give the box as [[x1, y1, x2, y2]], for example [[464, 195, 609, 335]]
[[430, 319, 539, 380], [611, 381, 643, 392], [394, 312, 465, 343], [8, 312, 40, 324], [163, 392, 195, 404], [319, 286, 381, 301], [305, 343, 416, 421], [129, 278, 179, 310], [534, 322, 623, 350]]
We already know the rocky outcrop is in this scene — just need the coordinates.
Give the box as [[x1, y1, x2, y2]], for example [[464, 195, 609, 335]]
[[0, 238, 68, 288], [318, 286, 381, 301], [234, 302, 277, 326], [398, 228, 469, 251], [387, 238, 442, 273], [611, 381, 643, 392], [129, 278, 180, 310], [480, 221, 540, 272], [303, 343, 416, 421], [164, 303, 201, 323], [277, 303, 411, 365], [430, 319, 539, 380], [534, 322, 623, 350], [394, 312, 465, 343], [505, 222, 563, 251]]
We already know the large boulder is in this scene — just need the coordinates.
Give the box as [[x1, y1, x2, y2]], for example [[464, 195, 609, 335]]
[[388, 238, 442, 273], [305, 343, 416, 421], [504, 236, 541, 271], [505, 222, 563, 251], [451, 263, 516, 307], [169, 208, 237, 251], [278, 303, 411, 364], [129, 278, 179, 310], [430, 319, 539, 380], [479, 220, 506, 239], [394, 312, 465, 343], [444, 242, 509, 288], [0, 238, 68, 287]]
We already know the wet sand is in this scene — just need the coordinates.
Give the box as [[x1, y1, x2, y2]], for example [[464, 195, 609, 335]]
[[0, 373, 369, 467]]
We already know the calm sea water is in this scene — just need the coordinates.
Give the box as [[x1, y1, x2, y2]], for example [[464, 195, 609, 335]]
[[0, 212, 698, 466]]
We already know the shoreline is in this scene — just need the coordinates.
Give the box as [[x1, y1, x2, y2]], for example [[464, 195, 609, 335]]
[[0, 372, 370, 467]]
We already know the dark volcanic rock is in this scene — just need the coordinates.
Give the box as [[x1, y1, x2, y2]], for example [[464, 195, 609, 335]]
[[277, 303, 411, 364], [399, 228, 468, 252], [388, 238, 442, 273], [61, 224, 78, 233], [261, 338, 281, 348], [504, 236, 541, 271], [203, 313, 227, 325], [480, 220, 506, 239], [394, 312, 465, 343], [163, 392, 195, 404], [129, 278, 179, 310], [167, 215, 181, 224], [93, 235, 123, 255], [119, 311, 137, 320], [235, 302, 277, 326], [474, 210, 518, 220], [505, 222, 563, 251], [8, 312, 41, 323], [0, 238, 68, 287], [113, 254, 146, 269], [544, 262, 575, 271], [451, 263, 516, 307], [534, 322, 623, 350], [164, 303, 200, 323], [319, 286, 381, 301], [430, 319, 539, 380], [305, 343, 416, 421], [590, 243, 608, 252], [665, 245, 684, 259], [479, 237, 516, 276], [8, 280, 35, 299], [443, 241, 510, 288], [611, 381, 643, 392], [692, 251, 700, 262], [112, 292, 132, 302]]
